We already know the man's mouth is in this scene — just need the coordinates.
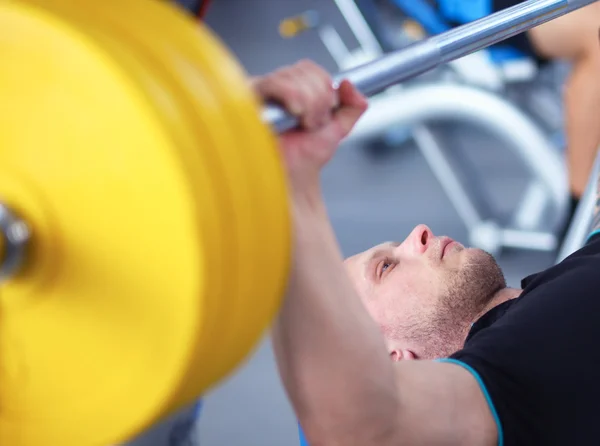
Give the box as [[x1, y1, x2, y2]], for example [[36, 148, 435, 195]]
[[441, 237, 455, 258]]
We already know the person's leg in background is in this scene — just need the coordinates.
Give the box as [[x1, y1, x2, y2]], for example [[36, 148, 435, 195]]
[[526, 3, 600, 233]]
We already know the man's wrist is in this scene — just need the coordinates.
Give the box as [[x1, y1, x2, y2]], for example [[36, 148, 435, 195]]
[[290, 178, 326, 216]]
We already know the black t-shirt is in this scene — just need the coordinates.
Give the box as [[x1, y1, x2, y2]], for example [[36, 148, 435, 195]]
[[444, 234, 600, 445]]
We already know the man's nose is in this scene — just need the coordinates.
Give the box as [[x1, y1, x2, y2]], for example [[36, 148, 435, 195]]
[[403, 224, 433, 255]]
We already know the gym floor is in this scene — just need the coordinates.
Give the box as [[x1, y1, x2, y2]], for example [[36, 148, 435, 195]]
[[197, 1, 557, 445]]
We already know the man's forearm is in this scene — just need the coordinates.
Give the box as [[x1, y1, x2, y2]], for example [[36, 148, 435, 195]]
[[272, 188, 400, 445]]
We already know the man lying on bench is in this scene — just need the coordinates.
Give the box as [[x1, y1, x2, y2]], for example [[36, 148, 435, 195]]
[[255, 59, 600, 446]]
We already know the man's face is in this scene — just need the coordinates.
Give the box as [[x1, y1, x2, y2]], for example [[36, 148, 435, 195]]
[[344, 224, 506, 359]]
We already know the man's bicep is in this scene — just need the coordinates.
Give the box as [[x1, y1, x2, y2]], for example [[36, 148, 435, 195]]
[[394, 360, 499, 446]]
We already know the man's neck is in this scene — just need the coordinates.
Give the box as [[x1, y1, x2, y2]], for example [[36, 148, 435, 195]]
[[475, 287, 522, 323], [439, 288, 522, 357]]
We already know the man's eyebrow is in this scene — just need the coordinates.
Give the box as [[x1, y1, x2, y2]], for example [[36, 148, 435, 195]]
[[366, 249, 387, 264], [366, 242, 399, 263]]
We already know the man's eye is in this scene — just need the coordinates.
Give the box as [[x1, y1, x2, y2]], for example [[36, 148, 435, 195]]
[[380, 258, 394, 276]]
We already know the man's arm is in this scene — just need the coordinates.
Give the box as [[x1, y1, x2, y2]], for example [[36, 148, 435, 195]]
[[272, 195, 498, 446], [260, 61, 499, 446], [273, 193, 399, 445]]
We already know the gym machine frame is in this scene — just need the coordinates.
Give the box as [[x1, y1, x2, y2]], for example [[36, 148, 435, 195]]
[[556, 148, 600, 262], [280, 0, 568, 254], [265, 0, 596, 130]]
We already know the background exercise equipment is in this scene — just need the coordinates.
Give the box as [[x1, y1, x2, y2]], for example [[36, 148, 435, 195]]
[[556, 149, 600, 262], [0, 0, 597, 445], [265, 0, 598, 133], [278, 0, 568, 254]]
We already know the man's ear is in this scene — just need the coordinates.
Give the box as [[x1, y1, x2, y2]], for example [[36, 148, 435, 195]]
[[390, 349, 416, 362]]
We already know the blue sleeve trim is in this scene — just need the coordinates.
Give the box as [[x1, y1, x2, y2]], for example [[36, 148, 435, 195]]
[[437, 358, 504, 446], [297, 358, 504, 446], [586, 229, 600, 243], [298, 423, 309, 446]]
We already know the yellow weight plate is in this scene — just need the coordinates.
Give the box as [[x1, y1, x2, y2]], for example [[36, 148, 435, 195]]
[[17, 2, 287, 426], [86, 24, 234, 414], [0, 4, 214, 445], [85, 2, 256, 401], [179, 26, 291, 384], [56, 0, 291, 406], [99, 0, 292, 394], [49, 0, 256, 405], [117, 1, 292, 395], [4, 0, 292, 443], [29, 0, 235, 411], [190, 23, 292, 385]]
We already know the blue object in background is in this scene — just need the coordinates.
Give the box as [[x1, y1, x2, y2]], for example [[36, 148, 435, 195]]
[[437, 0, 491, 25], [389, 0, 450, 34], [388, 0, 526, 63]]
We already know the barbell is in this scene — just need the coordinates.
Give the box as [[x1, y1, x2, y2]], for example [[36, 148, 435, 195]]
[[0, 0, 596, 444]]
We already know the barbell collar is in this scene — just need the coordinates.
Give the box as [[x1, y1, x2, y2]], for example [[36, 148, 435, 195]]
[[0, 202, 30, 282], [263, 0, 599, 134]]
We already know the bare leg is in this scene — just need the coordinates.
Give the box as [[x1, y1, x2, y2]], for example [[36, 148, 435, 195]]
[[561, 51, 600, 197], [528, 3, 600, 199]]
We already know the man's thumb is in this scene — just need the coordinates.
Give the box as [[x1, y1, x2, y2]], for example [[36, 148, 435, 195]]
[[332, 80, 369, 138]]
